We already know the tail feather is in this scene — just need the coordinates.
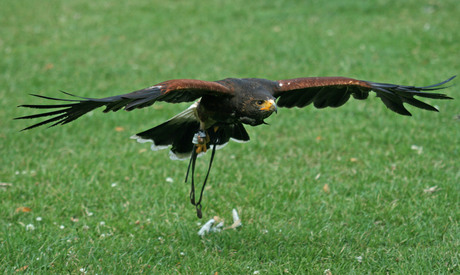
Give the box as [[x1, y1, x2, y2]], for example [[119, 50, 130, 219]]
[[133, 118, 200, 156], [131, 103, 250, 160], [131, 103, 200, 159], [229, 123, 250, 143], [208, 123, 250, 146]]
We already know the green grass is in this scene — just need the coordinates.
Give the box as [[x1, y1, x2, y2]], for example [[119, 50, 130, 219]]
[[1, 0, 459, 273]]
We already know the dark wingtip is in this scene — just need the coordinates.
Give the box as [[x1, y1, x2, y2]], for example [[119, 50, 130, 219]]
[[426, 75, 456, 89], [439, 75, 456, 84], [442, 75, 456, 99], [446, 75, 456, 82], [399, 109, 413, 116], [430, 75, 456, 86]]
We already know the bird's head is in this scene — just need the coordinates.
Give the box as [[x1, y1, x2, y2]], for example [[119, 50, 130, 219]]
[[239, 96, 278, 126], [255, 98, 277, 113]]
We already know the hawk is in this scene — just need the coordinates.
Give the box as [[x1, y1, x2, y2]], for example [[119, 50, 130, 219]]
[[16, 76, 455, 217]]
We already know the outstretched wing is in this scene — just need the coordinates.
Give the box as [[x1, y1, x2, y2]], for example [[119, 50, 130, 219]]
[[273, 76, 455, 116], [15, 79, 233, 130]]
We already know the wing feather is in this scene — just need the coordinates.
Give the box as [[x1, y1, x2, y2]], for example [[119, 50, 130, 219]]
[[16, 79, 232, 130], [274, 76, 454, 116]]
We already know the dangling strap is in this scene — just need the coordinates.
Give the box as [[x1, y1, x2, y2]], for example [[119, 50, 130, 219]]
[[185, 143, 218, 219], [195, 143, 217, 217], [186, 145, 197, 205]]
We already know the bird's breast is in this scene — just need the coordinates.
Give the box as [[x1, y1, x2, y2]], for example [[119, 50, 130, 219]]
[[197, 96, 239, 126]]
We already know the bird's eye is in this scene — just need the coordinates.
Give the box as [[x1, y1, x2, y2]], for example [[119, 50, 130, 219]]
[[256, 100, 265, 105]]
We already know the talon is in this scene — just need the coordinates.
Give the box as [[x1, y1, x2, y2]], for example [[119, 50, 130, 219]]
[[195, 130, 207, 144], [194, 130, 210, 154], [196, 143, 207, 154], [213, 126, 219, 132]]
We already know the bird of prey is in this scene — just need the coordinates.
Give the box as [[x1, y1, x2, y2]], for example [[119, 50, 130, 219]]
[[16, 76, 455, 218]]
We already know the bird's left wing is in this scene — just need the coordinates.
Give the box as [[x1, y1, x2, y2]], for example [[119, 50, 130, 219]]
[[272, 76, 454, 116], [16, 79, 233, 130]]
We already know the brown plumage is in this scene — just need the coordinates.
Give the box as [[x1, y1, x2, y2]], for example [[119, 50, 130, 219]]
[[16, 75, 455, 217]]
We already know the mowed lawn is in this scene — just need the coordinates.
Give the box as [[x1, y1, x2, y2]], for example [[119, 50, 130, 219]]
[[1, 0, 459, 273]]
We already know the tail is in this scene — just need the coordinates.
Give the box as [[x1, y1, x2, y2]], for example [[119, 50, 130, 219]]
[[131, 103, 250, 160]]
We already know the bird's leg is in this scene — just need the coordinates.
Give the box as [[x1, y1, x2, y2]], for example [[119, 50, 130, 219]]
[[193, 123, 210, 154]]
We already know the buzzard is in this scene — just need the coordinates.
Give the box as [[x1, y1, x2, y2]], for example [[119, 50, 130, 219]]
[[16, 76, 455, 218]]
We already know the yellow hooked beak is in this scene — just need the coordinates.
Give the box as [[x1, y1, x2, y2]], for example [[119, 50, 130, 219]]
[[259, 99, 278, 113]]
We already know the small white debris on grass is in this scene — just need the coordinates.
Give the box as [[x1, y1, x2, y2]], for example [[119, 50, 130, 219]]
[[36, 217, 42, 221], [324, 269, 332, 275], [232, 209, 240, 223], [210, 221, 224, 233], [253, 271, 260, 274], [198, 218, 215, 236], [424, 185, 440, 194], [84, 208, 94, 216], [26, 224, 35, 231], [59, 225, 65, 229], [227, 208, 242, 229], [111, 182, 117, 187], [198, 209, 243, 236], [356, 255, 363, 263], [166, 177, 174, 183], [410, 144, 423, 155], [423, 23, 431, 31], [13, 170, 36, 176]]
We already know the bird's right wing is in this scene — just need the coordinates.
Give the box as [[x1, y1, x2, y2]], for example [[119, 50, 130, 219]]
[[15, 79, 233, 130]]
